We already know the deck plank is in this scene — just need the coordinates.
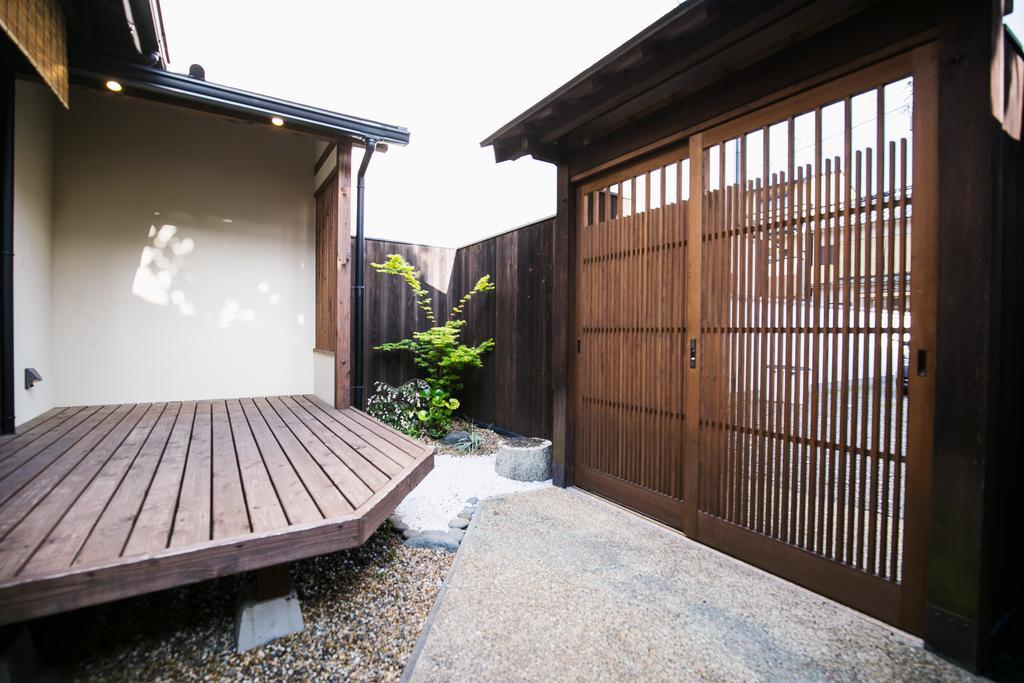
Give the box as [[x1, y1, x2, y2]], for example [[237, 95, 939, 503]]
[[0, 405, 126, 537], [302, 396, 417, 465], [0, 404, 150, 578], [123, 401, 197, 557], [266, 396, 376, 506], [170, 401, 214, 548], [74, 403, 182, 566], [290, 396, 403, 478], [224, 399, 290, 532], [0, 407, 78, 461], [211, 400, 251, 540], [238, 399, 324, 524], [0, 406, 105, 483], [344, 409, 430, 458], [21, 404, 166, 575], [250, 398, 352, 517]]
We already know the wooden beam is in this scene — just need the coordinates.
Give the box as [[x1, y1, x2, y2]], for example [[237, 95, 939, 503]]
[[551, 166, 575, 487], [334, 140, 353, 409], [566, 2, 937, 178], [538, 0, 863, 145]]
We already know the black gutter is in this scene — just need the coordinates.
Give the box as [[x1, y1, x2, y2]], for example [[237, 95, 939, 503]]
[[352, 139, 377, 410], [1, 64, 14, 434], [69, 51, 410, 146]]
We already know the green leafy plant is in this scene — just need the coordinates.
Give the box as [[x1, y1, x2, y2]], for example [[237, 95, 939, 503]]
[[366, 379, 429, 437], [415, 387, 461, 439], [371, 254, 495, 436]]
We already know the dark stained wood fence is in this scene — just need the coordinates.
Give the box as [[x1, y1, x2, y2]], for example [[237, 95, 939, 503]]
[[360, 217, 555, 439]]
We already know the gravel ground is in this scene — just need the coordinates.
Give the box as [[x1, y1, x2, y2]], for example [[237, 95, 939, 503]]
[[408, 488, 973, 682], [394, 453, 550, 531], [30, 530, 451, 682], [420, 419, 502, 456]]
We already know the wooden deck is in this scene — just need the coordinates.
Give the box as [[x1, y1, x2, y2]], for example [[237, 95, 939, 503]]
[[0, 396, 433, 625]]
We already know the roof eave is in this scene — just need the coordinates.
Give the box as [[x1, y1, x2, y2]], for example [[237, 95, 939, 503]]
[[70, 50, 411, 145]]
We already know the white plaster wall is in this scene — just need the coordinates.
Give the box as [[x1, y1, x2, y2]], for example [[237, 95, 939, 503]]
[[51, 90, 316, 405], [13, 82, 55, 425], [312, 349, 335, 405]]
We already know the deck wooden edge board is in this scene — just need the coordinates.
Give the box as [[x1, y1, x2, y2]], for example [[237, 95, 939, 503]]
[[0, 398, 434, 625]]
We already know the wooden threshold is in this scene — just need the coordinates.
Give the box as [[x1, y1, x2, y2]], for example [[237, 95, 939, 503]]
[[0, 395, 433, 625]]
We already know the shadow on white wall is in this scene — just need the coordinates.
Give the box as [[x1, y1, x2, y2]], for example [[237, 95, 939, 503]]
[[130, 213, 303, 330]]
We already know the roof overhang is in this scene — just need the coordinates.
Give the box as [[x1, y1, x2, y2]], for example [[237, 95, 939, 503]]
[[70, 50, 410, 146], [481, 0, 885, 164]]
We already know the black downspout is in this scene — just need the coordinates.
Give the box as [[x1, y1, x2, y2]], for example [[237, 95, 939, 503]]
[[0, 65, 14, 434], [352, 138, 377, 410]]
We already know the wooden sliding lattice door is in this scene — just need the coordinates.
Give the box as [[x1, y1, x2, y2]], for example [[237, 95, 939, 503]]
[[574, 47, 936, 634], [574, 146, 691, 527]]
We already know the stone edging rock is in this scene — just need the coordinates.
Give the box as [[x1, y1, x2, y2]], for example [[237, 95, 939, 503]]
[[388, 497, 479, 553]]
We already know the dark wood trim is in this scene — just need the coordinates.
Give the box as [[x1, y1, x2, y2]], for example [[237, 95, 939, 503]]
[[901, 41, 939, 639], [314, 142, 336, 175], [566, 9, 938, 179], [696, 512, 901, 627], [334, 140, 353, 409], [577, 466, 686, 530], [682, 132, 703, 537], [552, 165, 574, 487], [0, 64, 13, 435], [924, 1, 1006, 670]]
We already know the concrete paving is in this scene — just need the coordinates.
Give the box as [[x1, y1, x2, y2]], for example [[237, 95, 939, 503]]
[[405, 487, 972, 682]]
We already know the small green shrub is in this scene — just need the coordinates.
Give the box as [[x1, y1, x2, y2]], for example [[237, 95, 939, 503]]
[[366, 379, 429, 437], [371, 254, 495, 435], [416, 387, 461, 439]]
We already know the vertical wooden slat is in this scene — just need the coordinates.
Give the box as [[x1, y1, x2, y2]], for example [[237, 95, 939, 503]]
[[891, 138, 909, 582], [781, 118, 795, 543], [879, 138, 897, 578], [756, 150, 769, 534], [837, 97, 854, 563], [868, 87, 886, 575], [738, 141, 751, 528], [808, 107, 824, 553]]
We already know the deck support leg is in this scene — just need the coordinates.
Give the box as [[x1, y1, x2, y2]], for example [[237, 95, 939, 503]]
[[234, 564, 304, 653]]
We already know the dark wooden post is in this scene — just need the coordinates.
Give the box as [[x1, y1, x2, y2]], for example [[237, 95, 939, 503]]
[[550, 165, 575, 487], [925, 0, 1008, 670], [0, 65, 13, 435], [334, 140, 353, 409]]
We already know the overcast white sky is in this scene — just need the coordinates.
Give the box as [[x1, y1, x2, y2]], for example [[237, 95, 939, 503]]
[[160, 0, 678, 248], [160, 2, 1024, 248]]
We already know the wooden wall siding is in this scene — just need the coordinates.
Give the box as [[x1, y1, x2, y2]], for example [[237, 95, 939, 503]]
[[360, 218, 555, 439], [315, 171, 338, 351]]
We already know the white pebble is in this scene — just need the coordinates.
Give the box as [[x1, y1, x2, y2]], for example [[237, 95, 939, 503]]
[[395, 454, 550, 531]]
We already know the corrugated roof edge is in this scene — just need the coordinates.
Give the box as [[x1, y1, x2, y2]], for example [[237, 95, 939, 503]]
[[70, 49, 410, 145]]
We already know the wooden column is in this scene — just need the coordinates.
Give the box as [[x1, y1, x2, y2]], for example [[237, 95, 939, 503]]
[[551, 165, 575, 487], [334, 140, 353, 409], [925, 0, 1006, 671]]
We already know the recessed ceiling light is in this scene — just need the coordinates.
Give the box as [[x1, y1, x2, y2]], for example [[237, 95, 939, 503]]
[[271, 116, 284, 127], [105, 80, 123, 92]]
